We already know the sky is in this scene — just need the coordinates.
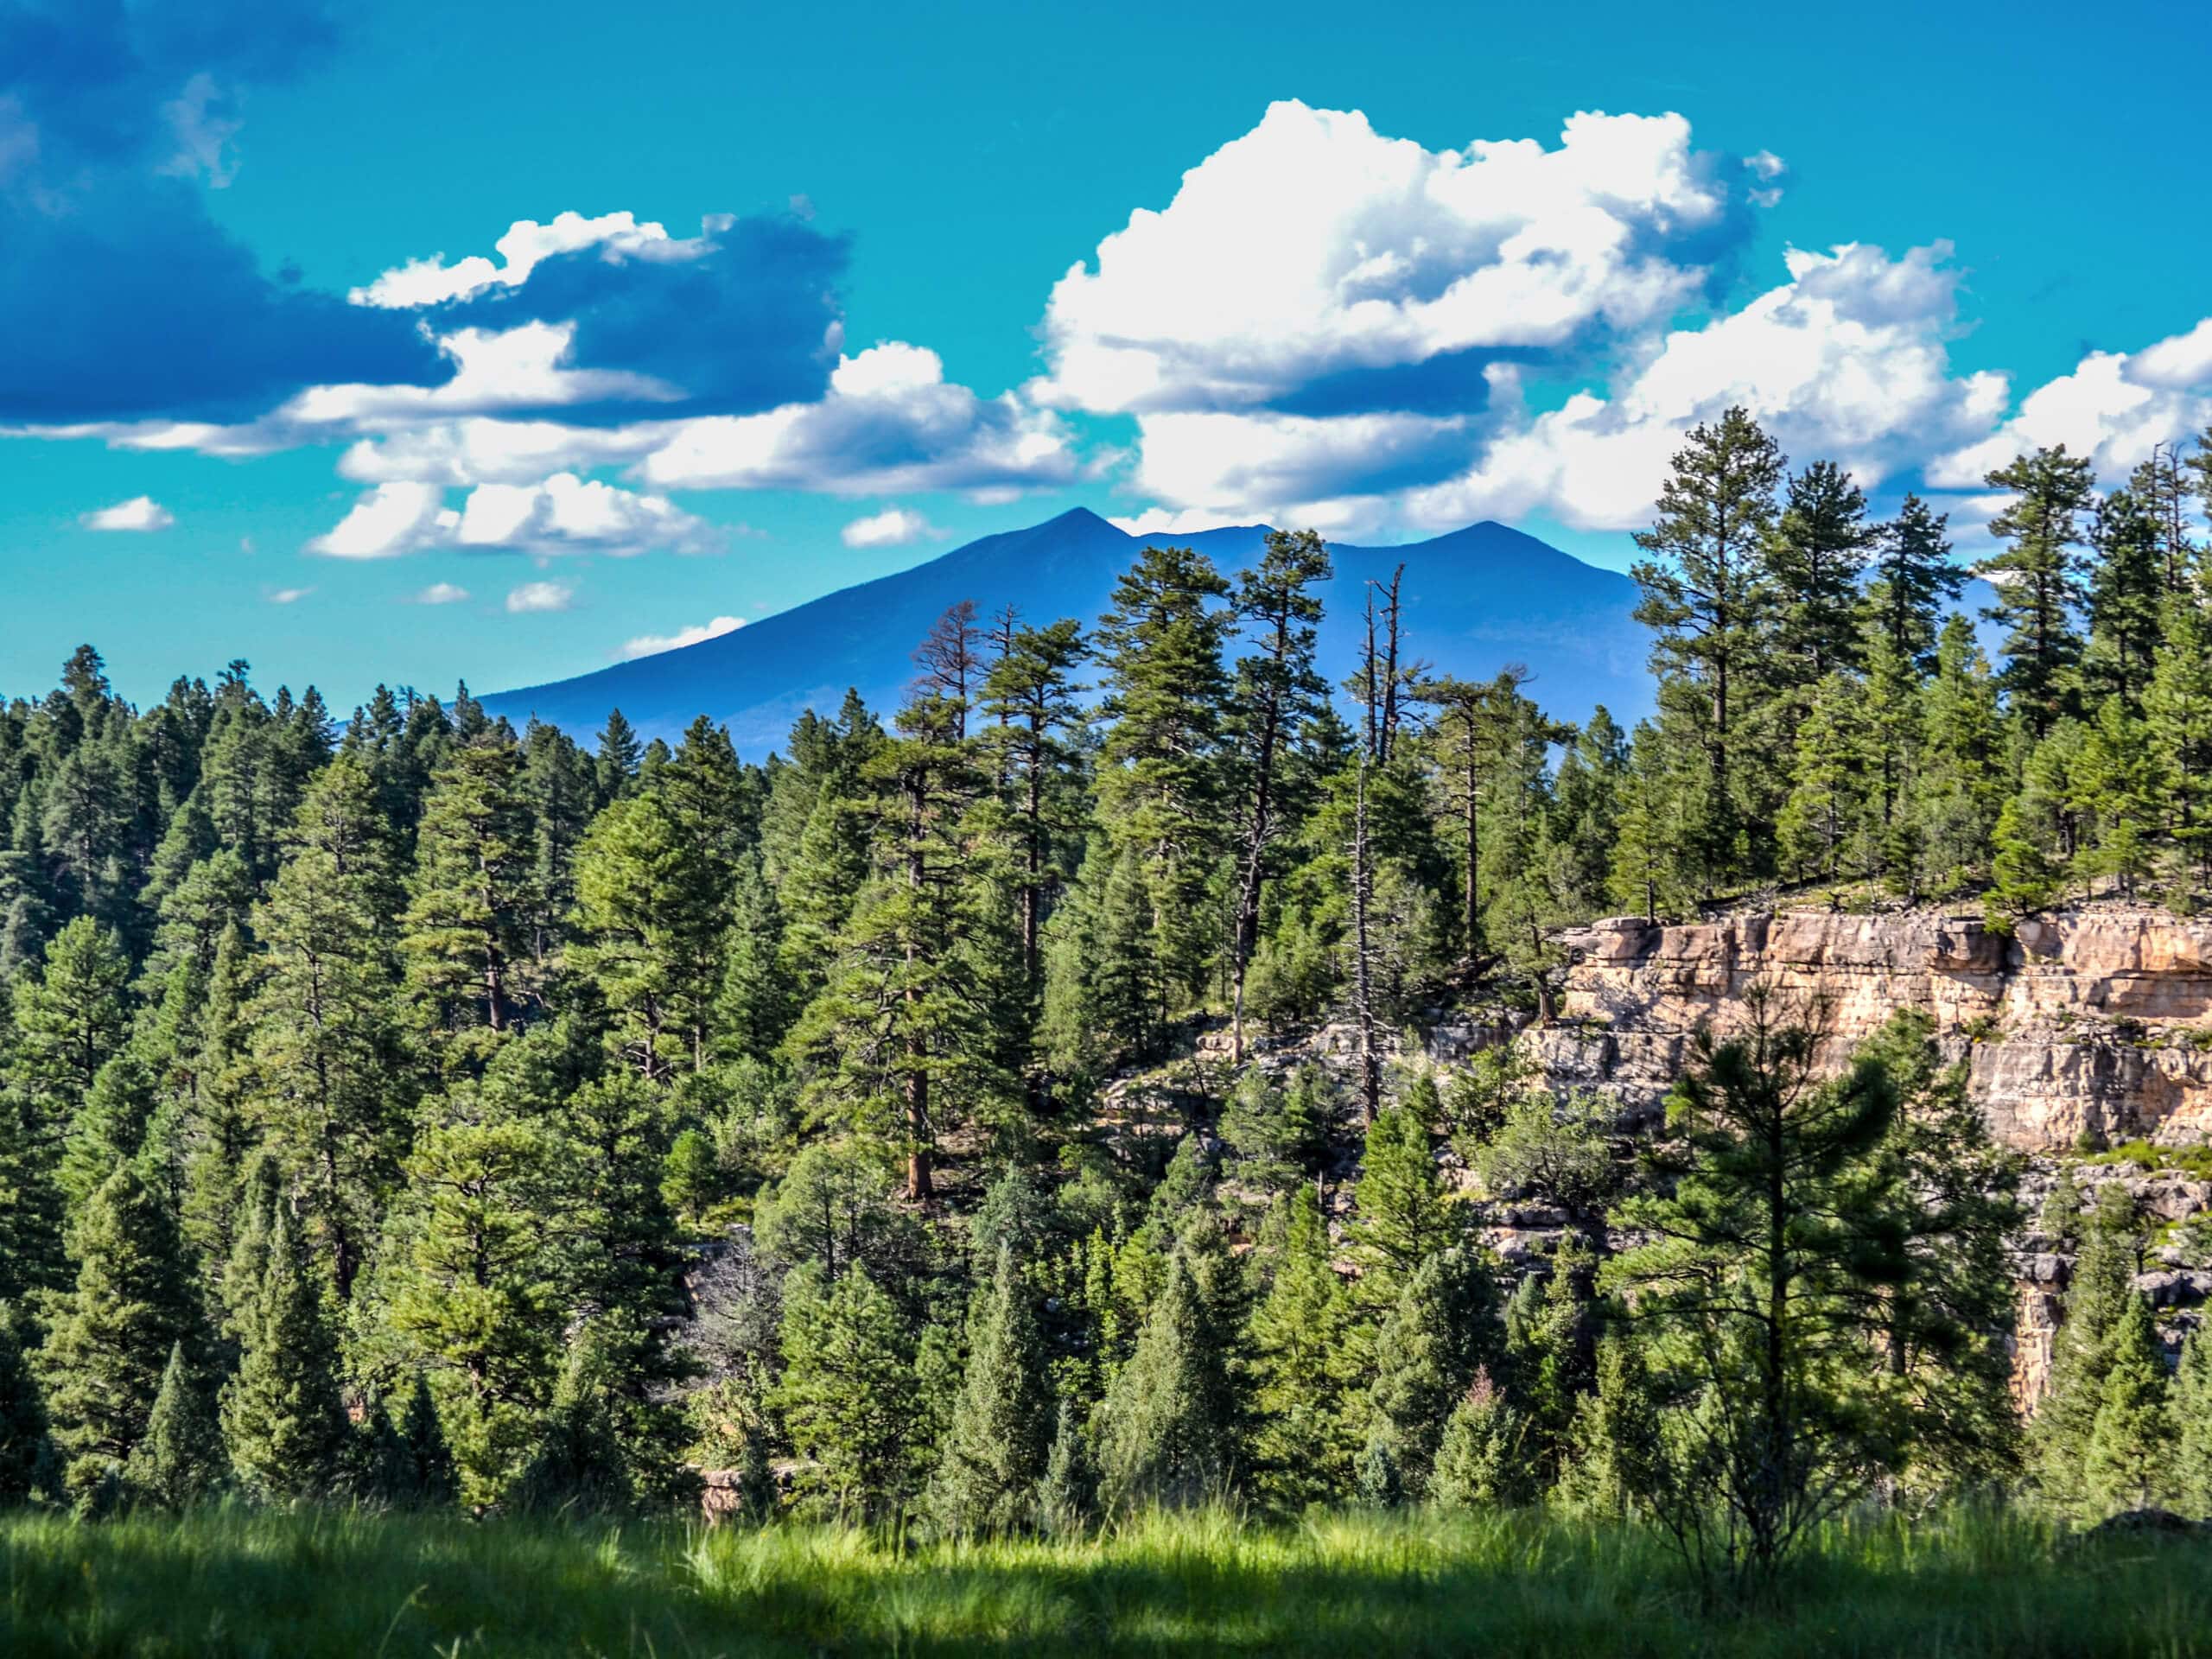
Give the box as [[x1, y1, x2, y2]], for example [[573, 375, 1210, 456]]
[[5, 0, 2211, 714]]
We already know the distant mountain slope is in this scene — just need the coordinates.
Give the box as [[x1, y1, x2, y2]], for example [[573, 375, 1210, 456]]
[[480, 508, 1656, 752]]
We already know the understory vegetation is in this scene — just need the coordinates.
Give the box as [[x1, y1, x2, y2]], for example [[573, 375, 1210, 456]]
[[5, 413, 2212, 1629]]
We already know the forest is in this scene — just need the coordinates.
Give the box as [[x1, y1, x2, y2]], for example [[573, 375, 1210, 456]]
[[6, 410, 2212, 1636]]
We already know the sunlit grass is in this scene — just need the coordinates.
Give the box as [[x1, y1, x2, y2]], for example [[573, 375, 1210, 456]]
[[2, 1502, 2205, 1656]]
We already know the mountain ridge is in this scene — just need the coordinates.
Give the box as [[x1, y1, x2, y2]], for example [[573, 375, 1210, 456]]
[[478, 508, 1657, 751]]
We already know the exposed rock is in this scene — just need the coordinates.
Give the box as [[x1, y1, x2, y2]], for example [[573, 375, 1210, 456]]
[[1545, 907, 2212, 1152]]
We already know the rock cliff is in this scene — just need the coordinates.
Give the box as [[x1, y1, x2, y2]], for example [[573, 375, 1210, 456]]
[[1538, 906, 2212, 1152]]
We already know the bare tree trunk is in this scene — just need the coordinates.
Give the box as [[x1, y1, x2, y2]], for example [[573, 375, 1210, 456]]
[[1351, 752, 1381, 1126]]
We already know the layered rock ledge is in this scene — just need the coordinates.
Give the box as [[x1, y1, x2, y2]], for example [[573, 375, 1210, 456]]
[[1537, 907, 2212, 1151]]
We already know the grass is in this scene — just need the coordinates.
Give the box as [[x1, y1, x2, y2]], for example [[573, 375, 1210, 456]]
[[3, 1503, 2210, 1657]]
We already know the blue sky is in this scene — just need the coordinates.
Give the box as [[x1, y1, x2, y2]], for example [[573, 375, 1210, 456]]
[[6, 0, 2211, 714]]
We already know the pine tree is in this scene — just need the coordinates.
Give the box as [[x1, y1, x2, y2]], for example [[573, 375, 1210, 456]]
[[1428, 1369, 1531, 1509], [1091, 543, 1234, 1013], [401, 734, 537, 1068], [979, 617, 1088, 996], [1360, 1245, 1498, 1495], [38, 1164, 202, 1497], [2169, 1326, 2212, 1519], [1766, 459, 1872, 691], [1096, 1250, 1242, 1513], [1226, 531, 1332, 1059], [510, 1325, 637, 1516], [929, 1244, 1052, 1535], [0, 1090, 67, 1335], [1629, 408, 1786, 892], [1249, 1183, 1356, 1507], [775, 1262, 920, 1522], [1348, 1098, 1456, 1300], [2032, 1185, 2142, 1512], [0, 1319, 54, 1505], [248, 756, 411, 1298], [222, 1207, 352, 1501], [2083, 486, 2165, 710], [398, 1372, 461, 1508], [2145, 592, 2212, 889], [9, 915, 131, 1145], [59, 1050, 158, 1210], [1035, 1397, 1096, 1537], [1776, 671, 1873, 885], [1554, 1329, 1663, 1517], [1910, 617, 2005, 893], [2082, 1294, 2172, 1519], [125, 1340, 227, 1509], [1977, 446, 2095, 738], [1863, 493, 1964, 671]]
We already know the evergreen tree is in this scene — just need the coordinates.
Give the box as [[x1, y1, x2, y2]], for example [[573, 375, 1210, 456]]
[[0, 1319, 54, 1505], [929, 1244, 1052, 1535], [0, 1089, 68, 1335], [1977, 446, 2095, 738], [1628, 408, 1786, 892], [1766, 459, 1873, 691], [1863, 493, 1963, 671], [1554, 1329, 1662, 1517], [2169, 1326, 2212, 1519], [2082, 1294, 2172, 1519], [1348, 1097, 1456, 1300], [775, 1262, 920, 1522], [125, 1340, 227, 1509], [397, 1371, 461, 1508], [1361, 1245, 1499, 1496], [1091, 543, 1234, 1014], [1035, 1396, 1096, 1537], [1428, 1369, 1530, 1509], [2033, 1197, 2144, 1513], [222, 1207, 351, 1501], [2145, 591, 2212, 890], [1249, 1183, 1356, 1507], [9, 915, 131, 1144], [38, 1164, 202, 1497], [510, 1324, 638, 1516], [1096, 1250, 1242, 1513], [59, 1050, 158, 1210], [2083, 486, 2165, 709]]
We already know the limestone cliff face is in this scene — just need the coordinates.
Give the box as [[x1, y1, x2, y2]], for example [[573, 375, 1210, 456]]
[[1536, 907, 2212, 1152]]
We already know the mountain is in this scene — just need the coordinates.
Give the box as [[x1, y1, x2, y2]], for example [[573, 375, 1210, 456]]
[[480, 507, 1656, 752]]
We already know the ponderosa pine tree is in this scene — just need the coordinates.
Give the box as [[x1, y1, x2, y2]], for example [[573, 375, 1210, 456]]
[[1977, 446, 2095, 739], [401, 733, 537, 1069], [1629, 407, 1786, 893], [8, 914, 131, 1147], [2083, 486, 2165, 710], [1863, 494, 1964, 671], [1605, 989, 1916, 1580], [59, 1050, 157, 1209], [1766, 459, 1873, 693], [2032, 1190, 2144, 1514], [979, 617, 1088, 996], [38, 1163, 203, 1498], [222, 1206, 351, 1501], [0, 1088, 67, 1335], [1091, 544, 1234, 1017], [1226, 531, 1332, 1061], [248, 755, 411, 1297]]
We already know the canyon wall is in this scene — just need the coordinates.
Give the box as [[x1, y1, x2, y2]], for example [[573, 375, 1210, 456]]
[[1533, 907, 2212, 1151]]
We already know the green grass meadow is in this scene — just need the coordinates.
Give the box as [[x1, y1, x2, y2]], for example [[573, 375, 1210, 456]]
[[4, 1505, 2211, 1657]]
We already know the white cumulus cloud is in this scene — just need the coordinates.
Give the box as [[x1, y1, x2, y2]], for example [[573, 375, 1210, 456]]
[[840, 505, 940, 547], [1033, 101, 1756, 416], [413, 582, 470, 605], [349, 210, 719, 309], [307, 473, 710, 559], [505, 580, 574, 614], [79, 495, 175, 532], [618, 614, 746, 659]]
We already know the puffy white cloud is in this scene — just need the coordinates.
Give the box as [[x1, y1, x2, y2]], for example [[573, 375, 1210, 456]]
[[308, 473, 710, 560], [1929, 316, 2212, 489], [618, 614, 745, 659], [640, 342, 1077, 496], [349, 211, 717, 309], [840, 505, 940, 547], [505, 580, 574, 614], [413, 582, 470, 605], [308, 481, 457, 559], [1034, 101, 1756, 416], [79, 494, 175, 531]]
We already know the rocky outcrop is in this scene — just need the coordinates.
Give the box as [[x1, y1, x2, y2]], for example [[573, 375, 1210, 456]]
[[1538, 907, 2212, 1152]]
